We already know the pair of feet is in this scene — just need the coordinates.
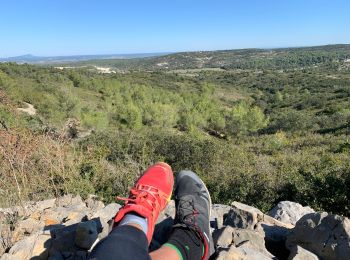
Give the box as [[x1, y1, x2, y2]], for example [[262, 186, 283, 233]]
[[114, 162, 212, 260]]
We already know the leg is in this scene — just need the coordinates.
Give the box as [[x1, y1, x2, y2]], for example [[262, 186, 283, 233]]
[[89, 225, 150, 260], [88, 163, 174, 259], [151, 170, 213, 260]]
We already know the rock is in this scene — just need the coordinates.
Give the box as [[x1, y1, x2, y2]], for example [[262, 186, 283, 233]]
[[224, 201, 293, 230], [5, 196, 346, 260], [211, 204, 231, 229], [75, 220, 100, 250], [0, 254, 18, 260], [10, 217, 45, 244], [15, 217, 45, 235], [256, 223, 291, 259], [35, 199, 56, 212], [7, 233, 50, 259], [49, 224, 78, 257], [213, 226, 275, 258], [217, 245, 274, 260], [213, 226, 234, 248], [262, 214, 294, 228], [224, 202, 264, 229], [31, 234, 52, 259], [9, 235, 37, 259], [286, 212, 350, 260], [216, 246, 245, 260], [92, 203, 120, 223], [268, 201, 315, 225], [91, 203, 121, 238], [288, 245, 320, 260], [0, 224, 12, 255], [85, 196, 105, 212], [56, 195, 83, 207], [54, 204, 89, 225], [233, 229, 274, 258]]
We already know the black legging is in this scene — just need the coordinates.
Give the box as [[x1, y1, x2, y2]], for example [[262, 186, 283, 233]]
[[88, 225, 150, 260]]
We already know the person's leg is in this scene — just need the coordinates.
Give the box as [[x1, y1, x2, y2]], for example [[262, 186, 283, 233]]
[[89, 225, 149, 260], [88, 162, 174, 260], [150, 170, 213, 260]]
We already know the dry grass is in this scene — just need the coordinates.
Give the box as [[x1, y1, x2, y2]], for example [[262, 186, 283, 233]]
[[0, 128, 82, 207]]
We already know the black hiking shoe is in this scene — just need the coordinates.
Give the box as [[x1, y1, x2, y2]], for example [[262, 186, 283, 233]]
[[173, 170, 213, 260]]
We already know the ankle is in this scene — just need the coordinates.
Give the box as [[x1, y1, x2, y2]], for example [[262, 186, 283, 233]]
[[118, 213, 148, 235], [165, 227, 203, 260]]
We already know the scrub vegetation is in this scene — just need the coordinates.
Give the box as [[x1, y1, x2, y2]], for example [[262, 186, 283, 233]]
[[0, 44, 349, 216]]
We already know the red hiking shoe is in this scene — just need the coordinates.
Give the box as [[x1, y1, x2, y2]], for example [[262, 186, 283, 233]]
[[114, 162, 174, 243]]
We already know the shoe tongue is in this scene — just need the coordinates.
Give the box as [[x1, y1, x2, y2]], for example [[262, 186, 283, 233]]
[[176, 196, 195, 223]]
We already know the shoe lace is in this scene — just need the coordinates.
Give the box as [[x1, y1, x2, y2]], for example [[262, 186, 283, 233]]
[[176, 197, 209, 259], [176, 197, 199, 227], [117, 184, 164, 216]]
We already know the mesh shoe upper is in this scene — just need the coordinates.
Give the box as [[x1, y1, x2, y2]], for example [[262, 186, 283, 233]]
[[114, 162, 174, 243], [173, 170, 212, 260]]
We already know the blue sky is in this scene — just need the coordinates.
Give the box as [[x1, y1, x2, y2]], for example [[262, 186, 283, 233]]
[[0, 0, 349, 57]]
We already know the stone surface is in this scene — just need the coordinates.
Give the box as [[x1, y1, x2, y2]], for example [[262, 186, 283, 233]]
[[7, 234, 36, 259], [0, 254, 18, 260], [56, 195, 83, 208], [31, 234, 52, 259], [7, 233, 50, 259], [288, 245, 320, 260], [233, 229, 274, 258], [216, 246, 246, 260], [1, 196, 347, 260], [213, 226, 234, 248], [91, 203, 121, 239], [0, 224, 12, 256], [268, 201, 315, 225], [157, 200, 175, 223], [13, 217, 45, 237], [224, 201, 264, 229], [75, 220, 100, 250], [213, 226, 275, 259], [217, 245, 274, 260], [286, 212, 350, 260], [85, 196, 105, 213], [256, 223, 291, 259], [35, 199, 56, 212], [211, 204, 231, 229]]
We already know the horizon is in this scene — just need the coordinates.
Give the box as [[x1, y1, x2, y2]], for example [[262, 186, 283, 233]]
[[1, 0, 350, 57], [2, 43, 350, 59]]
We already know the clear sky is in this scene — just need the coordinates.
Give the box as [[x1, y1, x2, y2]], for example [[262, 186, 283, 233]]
[[1, 0, 349, 57]]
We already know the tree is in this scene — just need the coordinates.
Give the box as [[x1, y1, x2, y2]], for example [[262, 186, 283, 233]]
[[226, 102, 268, 135]]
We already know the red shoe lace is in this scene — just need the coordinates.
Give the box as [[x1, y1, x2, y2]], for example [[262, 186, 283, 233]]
[[117, 184, 167, 217]]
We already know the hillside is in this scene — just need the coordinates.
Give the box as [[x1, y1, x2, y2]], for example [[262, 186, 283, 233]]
[[0, 45, 349, 220], [59, 44, 350, 71]]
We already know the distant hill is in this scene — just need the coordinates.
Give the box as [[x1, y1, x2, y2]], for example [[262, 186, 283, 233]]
[[0, 52, 171, 64], [58, 44, 350, 71]]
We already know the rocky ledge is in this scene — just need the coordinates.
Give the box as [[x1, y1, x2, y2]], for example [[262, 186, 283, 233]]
[[0, 196, 349, 260]]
